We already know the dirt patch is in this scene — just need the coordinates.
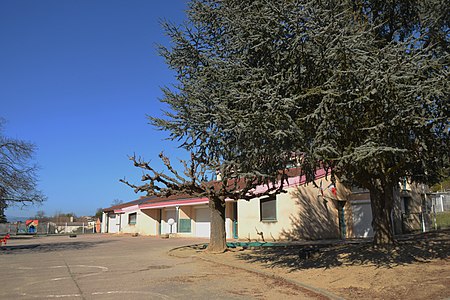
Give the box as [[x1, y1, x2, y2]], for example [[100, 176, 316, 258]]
[[175, 230, 450, 299], [299, 260, 449, 299]]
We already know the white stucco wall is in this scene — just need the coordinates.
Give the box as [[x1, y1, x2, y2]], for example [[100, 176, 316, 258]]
[[101, 212, 108, 233], [119, 209, 160, 235], [237, 178, 341, 241], [238, 190, 297, 241], [106, 213, 122, 233], [139, 209, 160, 235]]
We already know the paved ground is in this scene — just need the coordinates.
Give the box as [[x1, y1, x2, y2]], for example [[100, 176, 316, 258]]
[[0, 235, 320, 300], [171, 232, 450, 300]]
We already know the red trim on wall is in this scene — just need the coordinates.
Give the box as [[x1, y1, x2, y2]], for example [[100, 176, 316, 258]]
[[139, 197, 209, 209]]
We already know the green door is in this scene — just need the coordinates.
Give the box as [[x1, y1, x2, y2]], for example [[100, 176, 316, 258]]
[[233, 202, 238, 239], [338, 201, 346, 239]]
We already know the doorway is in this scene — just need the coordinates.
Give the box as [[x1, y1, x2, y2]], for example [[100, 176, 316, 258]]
[[233, 201, 238, 239]]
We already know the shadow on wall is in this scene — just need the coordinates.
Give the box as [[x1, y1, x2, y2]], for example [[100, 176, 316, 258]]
[[280, 186, 340, 240]]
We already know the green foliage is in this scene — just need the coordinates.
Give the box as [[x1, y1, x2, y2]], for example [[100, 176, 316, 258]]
[[95, 208, 103, 220], [436, 212, 450, 229], [431, 178, 450, 192], [149, 0, 449, 244], [155, 0, 449, 190], [431, 167, 450, 192]]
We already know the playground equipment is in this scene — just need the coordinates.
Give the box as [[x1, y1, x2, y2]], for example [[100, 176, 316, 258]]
[[0, 233, 10, 246]]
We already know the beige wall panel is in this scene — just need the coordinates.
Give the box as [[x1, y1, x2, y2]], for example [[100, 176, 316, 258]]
[[117, 210, 159, 236], [238, 178, 341, 241]]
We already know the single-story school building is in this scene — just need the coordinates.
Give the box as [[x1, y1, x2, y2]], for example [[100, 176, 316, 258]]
[[102, 170, 426, 240]]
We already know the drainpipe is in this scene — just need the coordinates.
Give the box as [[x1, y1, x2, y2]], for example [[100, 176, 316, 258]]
[[159, 209, 162, 235], [175, 206, 180, 233], [421, 185, 427, 232], [106, 213, 109, 233]]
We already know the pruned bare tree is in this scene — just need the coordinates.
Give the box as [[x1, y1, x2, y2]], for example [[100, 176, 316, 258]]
[[0, 119, 46, 222], [121, 152, 290, 252], [110, 199, 123, 206]]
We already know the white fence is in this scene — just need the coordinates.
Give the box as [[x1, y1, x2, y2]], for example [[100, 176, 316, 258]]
[[432, 193, 450, 213]]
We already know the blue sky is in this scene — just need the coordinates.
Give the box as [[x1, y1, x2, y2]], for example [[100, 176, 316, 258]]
[[1, 0, 190, 218]]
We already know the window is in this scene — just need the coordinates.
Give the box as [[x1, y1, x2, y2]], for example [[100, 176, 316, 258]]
[[128, 212, 137, 225], [260, 196, 277, 222], [178, 219, 191, 233]]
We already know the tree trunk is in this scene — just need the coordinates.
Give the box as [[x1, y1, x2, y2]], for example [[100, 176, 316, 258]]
[[206, 195, 227, 253], [0, 201, 7, 223], [369, 180, 395, 245]]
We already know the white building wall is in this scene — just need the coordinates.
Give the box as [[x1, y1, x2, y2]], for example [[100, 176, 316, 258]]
[[101, 212, 108, 233], [225, 203, 233, 239], [193, 206, 210, 237], [237, 178, 341, 241], [103, 202, 234, 238], [139, 209, 160, 235], [120, 210, 138, 234], [238, 191, 296, 240], [161, 208, 177, 234], [350, 200, 374, 238], [117, 209, 159, 235], [107, 213, 121, 233]]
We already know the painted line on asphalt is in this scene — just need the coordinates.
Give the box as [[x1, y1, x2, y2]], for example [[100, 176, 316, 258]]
[[91, 291, 171, 299], [20, 293, 81, 298], [13, 264, 110, 299]]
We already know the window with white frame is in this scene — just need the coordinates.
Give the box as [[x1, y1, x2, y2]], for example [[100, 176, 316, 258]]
[[260, 196, 277, 222], [128, 212, 137, 225]]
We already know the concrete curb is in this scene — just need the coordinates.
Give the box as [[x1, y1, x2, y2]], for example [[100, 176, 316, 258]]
[[169, 244, 345, 300]]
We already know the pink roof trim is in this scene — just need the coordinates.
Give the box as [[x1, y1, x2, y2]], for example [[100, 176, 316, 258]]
[[111, 169, 328, 212], [139, 197, 209, 209], [251, 168, 327, 194], [120, 205, 139, 213]]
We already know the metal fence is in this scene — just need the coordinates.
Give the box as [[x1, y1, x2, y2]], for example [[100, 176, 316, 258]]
[[0, 222, 96, 235], [429, 193, 450, 230], [403, 211, 450, 233], [399, 193, 450, 233], [432, 193, 450, 213]]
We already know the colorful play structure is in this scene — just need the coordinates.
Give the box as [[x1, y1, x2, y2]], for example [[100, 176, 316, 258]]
[[25, 220, 39, 233], [0, 233, 10, 246]]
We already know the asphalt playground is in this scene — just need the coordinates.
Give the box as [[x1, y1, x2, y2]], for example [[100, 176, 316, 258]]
[[0, 234, 320, 300]]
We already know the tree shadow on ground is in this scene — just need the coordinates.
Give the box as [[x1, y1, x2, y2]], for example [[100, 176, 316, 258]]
[[0, 240, 114, 255], [236, 230, 450, 271]]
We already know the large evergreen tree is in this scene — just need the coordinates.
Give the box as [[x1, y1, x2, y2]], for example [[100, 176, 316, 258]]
[[125, 0, 448, 247]]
